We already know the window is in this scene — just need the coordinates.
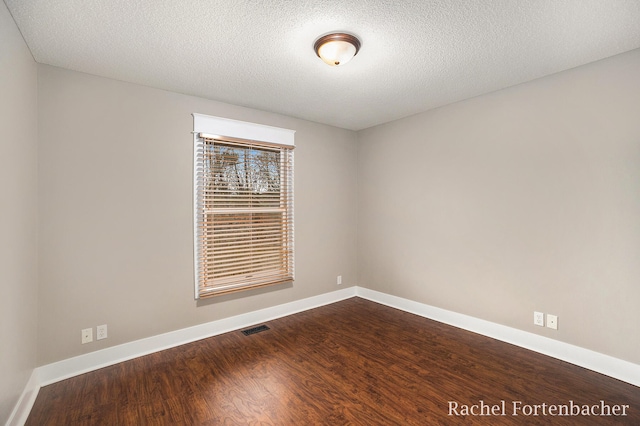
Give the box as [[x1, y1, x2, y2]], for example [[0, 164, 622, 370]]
[[193, 114, 295, 298]]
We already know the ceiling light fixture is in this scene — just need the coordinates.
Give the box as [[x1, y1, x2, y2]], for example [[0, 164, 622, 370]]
[[314, 33, 361, 67]]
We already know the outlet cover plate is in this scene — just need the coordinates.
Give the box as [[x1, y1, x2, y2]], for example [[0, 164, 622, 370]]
[[547, 314, 558, 330], [97, 324, 108, 340], [534, 311, 544, 327], [82, 328, 93, 344]]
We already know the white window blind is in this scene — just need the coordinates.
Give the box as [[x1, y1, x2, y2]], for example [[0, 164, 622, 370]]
[[193, 117, 294, 299]]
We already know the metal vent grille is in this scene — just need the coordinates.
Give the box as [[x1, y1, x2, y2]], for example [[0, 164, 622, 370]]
[[241, 325, 270, 336]]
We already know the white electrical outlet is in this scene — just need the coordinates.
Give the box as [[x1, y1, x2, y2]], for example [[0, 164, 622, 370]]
[[534, 311, 544, 327], [547, 314, 558, 330], [82, 328, 93, 344], [97, 324, 108, 340], [337, 275, 342, 285]]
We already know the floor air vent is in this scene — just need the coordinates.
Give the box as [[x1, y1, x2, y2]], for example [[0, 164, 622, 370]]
[[241, 325, 270, 336]]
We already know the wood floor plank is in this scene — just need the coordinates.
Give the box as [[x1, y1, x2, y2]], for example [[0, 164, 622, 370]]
[[26, 298, 640, 425]]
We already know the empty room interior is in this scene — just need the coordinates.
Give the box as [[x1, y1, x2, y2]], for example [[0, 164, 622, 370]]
[[2, 1, 640, 424]]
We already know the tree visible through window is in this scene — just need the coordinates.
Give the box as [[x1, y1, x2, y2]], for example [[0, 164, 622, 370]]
[[194, 135, 294, 298]]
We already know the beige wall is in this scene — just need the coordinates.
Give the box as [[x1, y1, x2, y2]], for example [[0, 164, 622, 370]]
[[0, 1, 39, 422], [357, 48, 640, 364], [37, 65, 358, 365], [5, 11, 639, 417]]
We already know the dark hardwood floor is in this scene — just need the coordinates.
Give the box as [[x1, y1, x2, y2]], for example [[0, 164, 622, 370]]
[[27, 297, 639, 425]]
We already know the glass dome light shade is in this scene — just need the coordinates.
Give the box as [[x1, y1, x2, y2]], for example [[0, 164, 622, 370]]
[[314, 33, 361, 67]]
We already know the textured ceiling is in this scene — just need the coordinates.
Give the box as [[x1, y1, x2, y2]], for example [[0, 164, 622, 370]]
[[6, 0, 640, 130]]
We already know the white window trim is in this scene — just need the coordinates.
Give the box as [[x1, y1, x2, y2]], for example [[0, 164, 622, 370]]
[[193, 113, 295, 147]]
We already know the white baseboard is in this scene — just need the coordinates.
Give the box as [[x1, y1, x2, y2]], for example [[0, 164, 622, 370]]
[[5, 370, 40, 426], [37, 286, 358, 386], [356, 287, 640, 387], [8, 285, 639, 425], [7, 286, 357, 426]]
